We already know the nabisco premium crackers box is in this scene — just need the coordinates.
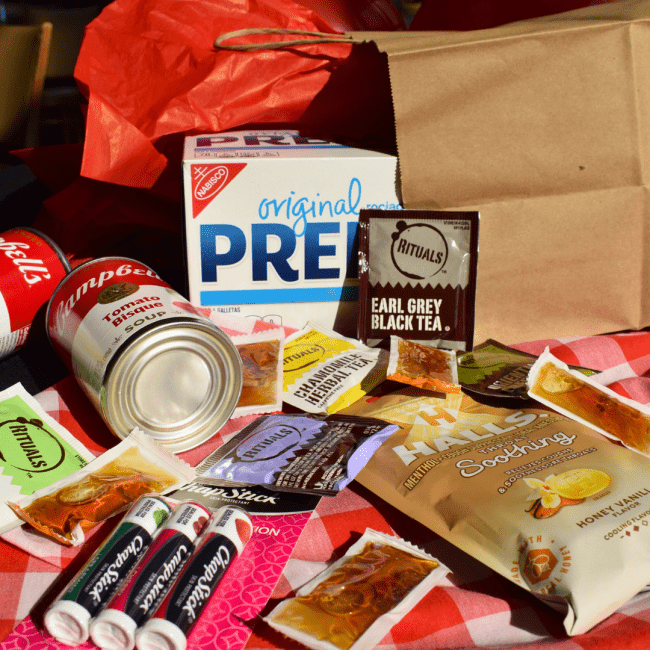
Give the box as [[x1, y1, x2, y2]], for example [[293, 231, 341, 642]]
[[182, 131, 401, 336]]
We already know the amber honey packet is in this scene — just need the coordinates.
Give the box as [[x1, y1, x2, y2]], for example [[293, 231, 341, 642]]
[[387, 335, 460, 394], [8, 428, 195, 546], [233, 330, 284, 418], [458, 339, 597, 399], [357, 209, 479, 351], [265, 529, 448, 650], [527, 348, 650, 456]]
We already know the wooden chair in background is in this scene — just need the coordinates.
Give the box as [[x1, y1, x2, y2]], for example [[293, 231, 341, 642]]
[[0, 22, 52, 154], [25, 5, 100, 145]]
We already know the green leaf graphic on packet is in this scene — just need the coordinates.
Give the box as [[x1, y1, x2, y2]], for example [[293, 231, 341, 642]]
[[457, 339, 596, 399]]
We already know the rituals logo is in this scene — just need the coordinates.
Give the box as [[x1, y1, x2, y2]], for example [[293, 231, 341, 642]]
[[0, 417, 66, 473], [390, 221, 448, 280]]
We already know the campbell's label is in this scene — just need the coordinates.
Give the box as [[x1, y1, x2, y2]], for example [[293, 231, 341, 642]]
[[47, 258, 211, 396], [0, 229, 69, 358]]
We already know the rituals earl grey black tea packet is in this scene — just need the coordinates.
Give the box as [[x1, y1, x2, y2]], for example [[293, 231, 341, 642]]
[[358, 209, 479, 351]]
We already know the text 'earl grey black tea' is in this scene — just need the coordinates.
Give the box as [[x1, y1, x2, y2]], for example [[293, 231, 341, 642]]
[[357, 209, 479, 351]]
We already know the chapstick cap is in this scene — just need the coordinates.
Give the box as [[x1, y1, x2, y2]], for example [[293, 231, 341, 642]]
[[135, 618, 187, 650], [90, 608, 137, 650], [209, 506, 252, 554], [44, 600, 92, 646]]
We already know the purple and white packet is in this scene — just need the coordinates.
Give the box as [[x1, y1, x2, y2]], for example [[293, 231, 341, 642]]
[[195, 414, 399, 496]]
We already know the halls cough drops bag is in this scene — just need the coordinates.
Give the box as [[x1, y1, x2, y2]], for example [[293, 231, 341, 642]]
[[353, 391, 650, 636]]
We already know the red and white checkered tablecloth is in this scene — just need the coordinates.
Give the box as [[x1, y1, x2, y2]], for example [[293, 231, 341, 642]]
[[4, 324, 650, 650]]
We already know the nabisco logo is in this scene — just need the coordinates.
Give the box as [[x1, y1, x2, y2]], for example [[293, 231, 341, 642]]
[[194, 166, 228, 201], [191, 163, 246, 218]]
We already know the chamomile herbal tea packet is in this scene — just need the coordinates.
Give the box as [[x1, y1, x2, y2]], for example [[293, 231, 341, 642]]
[[528, 348, 650, 455], [354, 389, 650, 636], [358, 209, 479, 351], [283, 321, 388, 414]]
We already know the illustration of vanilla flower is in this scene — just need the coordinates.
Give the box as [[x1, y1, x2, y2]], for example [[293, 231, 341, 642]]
[[523, 475, 561, 509]]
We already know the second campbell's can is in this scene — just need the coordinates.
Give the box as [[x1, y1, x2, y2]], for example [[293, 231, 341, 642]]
[[46, 257, 243, 452], [0, 227, 70, 359]]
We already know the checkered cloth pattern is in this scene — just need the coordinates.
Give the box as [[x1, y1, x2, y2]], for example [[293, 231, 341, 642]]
[[4, 325, 650, 650]]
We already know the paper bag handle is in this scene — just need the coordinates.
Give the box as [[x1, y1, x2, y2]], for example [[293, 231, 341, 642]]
[[214, 28, 365, 50]]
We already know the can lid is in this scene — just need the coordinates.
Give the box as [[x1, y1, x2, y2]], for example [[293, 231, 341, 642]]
[[103, 320, 243, 453], [17, 227, 72, 273], [90, 608, 137, 650], [135, 618, 187, 650], [44, 600, 91, 646]]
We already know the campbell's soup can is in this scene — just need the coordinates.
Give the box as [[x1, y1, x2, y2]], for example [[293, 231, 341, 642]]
[[0, 228, 70, 359], [46, 257, 243, 452]]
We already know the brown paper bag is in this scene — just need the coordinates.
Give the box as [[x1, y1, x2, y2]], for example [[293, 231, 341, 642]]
[[356, 0, 650, 345]]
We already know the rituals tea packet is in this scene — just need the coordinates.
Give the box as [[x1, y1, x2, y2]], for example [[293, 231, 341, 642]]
[[527, 348, 650, 455], [265, 528, 448, 650], [358, 209, 479, 350], [0, 383, 94, 535], [282, 321, 388, 414], [195, 413, 398, 496], [354, 388, 650, 636]]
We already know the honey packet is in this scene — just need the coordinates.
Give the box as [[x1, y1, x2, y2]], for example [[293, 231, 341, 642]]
[[283, 321, 388, 414], [458, 339, 597, 399], [387, 335, 460, 394], [354, 389, 650, 636], [265, 528, 448, 650], [527, 348, 650, 455], [233, 330, 284, 419], [357, 209, 479, 351], [8, 428, 195, 546]]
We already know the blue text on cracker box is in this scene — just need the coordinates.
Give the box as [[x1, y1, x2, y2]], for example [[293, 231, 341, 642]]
[[183, 131, 401, 335]]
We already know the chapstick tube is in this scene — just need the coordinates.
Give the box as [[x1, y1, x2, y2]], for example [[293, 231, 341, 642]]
[[135, 506, 252, 650], [90, 501, 211, 650], [44, 495, 172, 646]]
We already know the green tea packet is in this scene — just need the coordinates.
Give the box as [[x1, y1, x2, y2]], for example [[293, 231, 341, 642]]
[[457, 339, 597, 399], [0, 383, 95, 534]]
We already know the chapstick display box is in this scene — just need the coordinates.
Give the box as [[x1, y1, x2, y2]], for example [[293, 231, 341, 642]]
[[182, 131, 401, 335]]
